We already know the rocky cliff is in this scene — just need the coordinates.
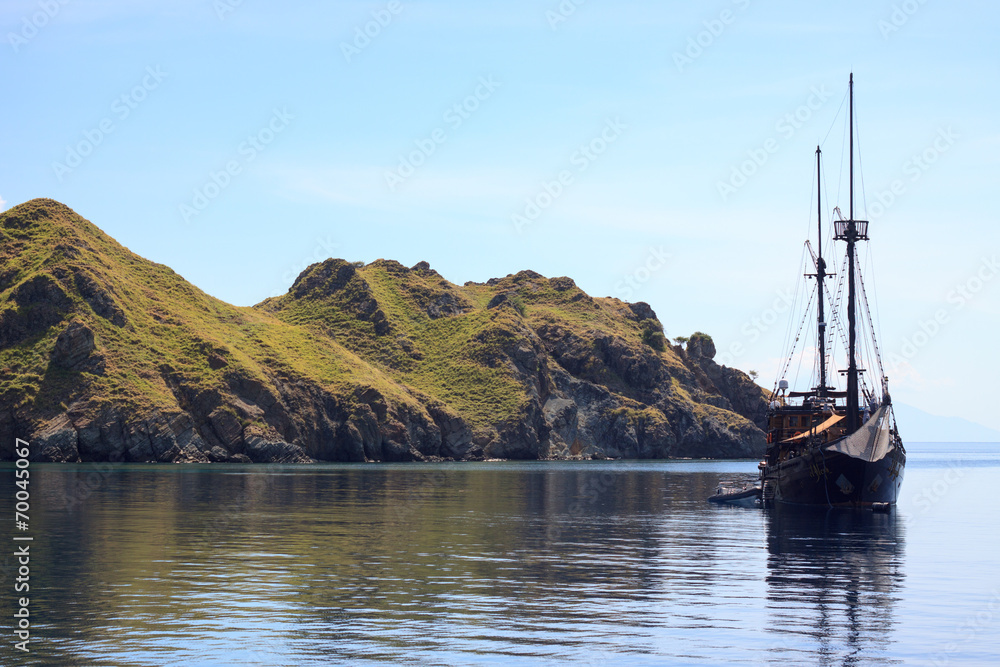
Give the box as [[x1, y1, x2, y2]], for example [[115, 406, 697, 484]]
[[0, 199, 768, 463]]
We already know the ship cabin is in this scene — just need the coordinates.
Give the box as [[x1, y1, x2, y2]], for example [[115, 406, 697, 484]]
[[765, 381, 855, 466]]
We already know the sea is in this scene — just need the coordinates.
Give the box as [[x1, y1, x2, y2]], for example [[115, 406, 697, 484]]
[[2, 442, 998, 666]]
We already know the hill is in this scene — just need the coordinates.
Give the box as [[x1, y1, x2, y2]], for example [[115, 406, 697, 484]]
[[893, 403, 1000, 443], [0, 199, 767, 462]]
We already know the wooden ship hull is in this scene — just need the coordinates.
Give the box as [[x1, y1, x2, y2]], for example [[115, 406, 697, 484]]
[[765, 446, 904, 506], [761, 411, 905, 507]]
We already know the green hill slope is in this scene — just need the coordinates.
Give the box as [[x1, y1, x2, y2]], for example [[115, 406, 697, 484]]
[[1, 199, 766, 462]]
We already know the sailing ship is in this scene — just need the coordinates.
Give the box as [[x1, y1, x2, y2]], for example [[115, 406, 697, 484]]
[[758, 74, 906, 507]]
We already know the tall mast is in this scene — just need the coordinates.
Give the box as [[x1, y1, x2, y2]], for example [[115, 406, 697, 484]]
[[816, 146, 827, 395], [834, 72, 865, 433]]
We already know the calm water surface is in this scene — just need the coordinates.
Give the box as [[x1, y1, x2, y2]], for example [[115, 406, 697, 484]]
[[2, 443, 998, 666]]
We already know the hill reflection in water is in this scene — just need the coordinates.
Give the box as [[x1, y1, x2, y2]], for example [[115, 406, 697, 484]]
[[16, 462, 915, 665]]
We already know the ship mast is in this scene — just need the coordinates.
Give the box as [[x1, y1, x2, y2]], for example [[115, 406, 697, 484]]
[[815, 145, 828, 396], [834, 73, 867, 433]]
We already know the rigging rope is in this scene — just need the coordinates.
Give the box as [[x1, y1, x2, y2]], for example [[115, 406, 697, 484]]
[[773, 243, 810, 394], [866, 242, 887, 380], [820, 89, 849, 150], [777, 287, 817, 386], [806, 242, 851, 380], [827, 254, 852, 382], [836, 113, 848, 218], [855, 100, 869, 220], [857, 256, 885, 386], [778, 86, 888, 402]]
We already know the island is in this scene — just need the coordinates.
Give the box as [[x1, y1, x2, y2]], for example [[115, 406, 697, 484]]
[[1, 199, 767, 463]]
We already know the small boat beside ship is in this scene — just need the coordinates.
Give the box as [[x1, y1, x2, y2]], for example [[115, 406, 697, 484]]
[[711, 74, 906, 509], [707, 482, 761, 508]]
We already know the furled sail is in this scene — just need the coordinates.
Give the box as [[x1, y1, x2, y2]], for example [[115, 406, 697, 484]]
[[825, 406, 894, 462]]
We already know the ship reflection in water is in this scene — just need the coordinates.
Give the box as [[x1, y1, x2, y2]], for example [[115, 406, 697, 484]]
[[764, 506, 905, 664]]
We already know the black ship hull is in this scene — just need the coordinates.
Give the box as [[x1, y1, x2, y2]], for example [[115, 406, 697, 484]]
[[763, 442, 905, 507]]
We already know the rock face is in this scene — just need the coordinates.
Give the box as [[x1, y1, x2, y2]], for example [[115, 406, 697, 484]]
[[686, 331, 716, 360], [527, 324, 764, 460], [0, 274, 73, 348], [683, 330, 768, 431], [51, 320, 97, 369], [0, 199, 768, 464]]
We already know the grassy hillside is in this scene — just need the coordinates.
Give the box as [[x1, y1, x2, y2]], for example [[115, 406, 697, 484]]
[[4, 200, 424, 404], [1, 199, 766, 462]]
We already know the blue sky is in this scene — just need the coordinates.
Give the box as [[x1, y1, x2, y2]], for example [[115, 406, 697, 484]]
[[2, 0, 998, 430]]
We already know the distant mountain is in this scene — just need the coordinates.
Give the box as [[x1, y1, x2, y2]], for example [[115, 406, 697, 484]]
[[893, 403, 1000, 442], [0, 199, 768, 463]]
